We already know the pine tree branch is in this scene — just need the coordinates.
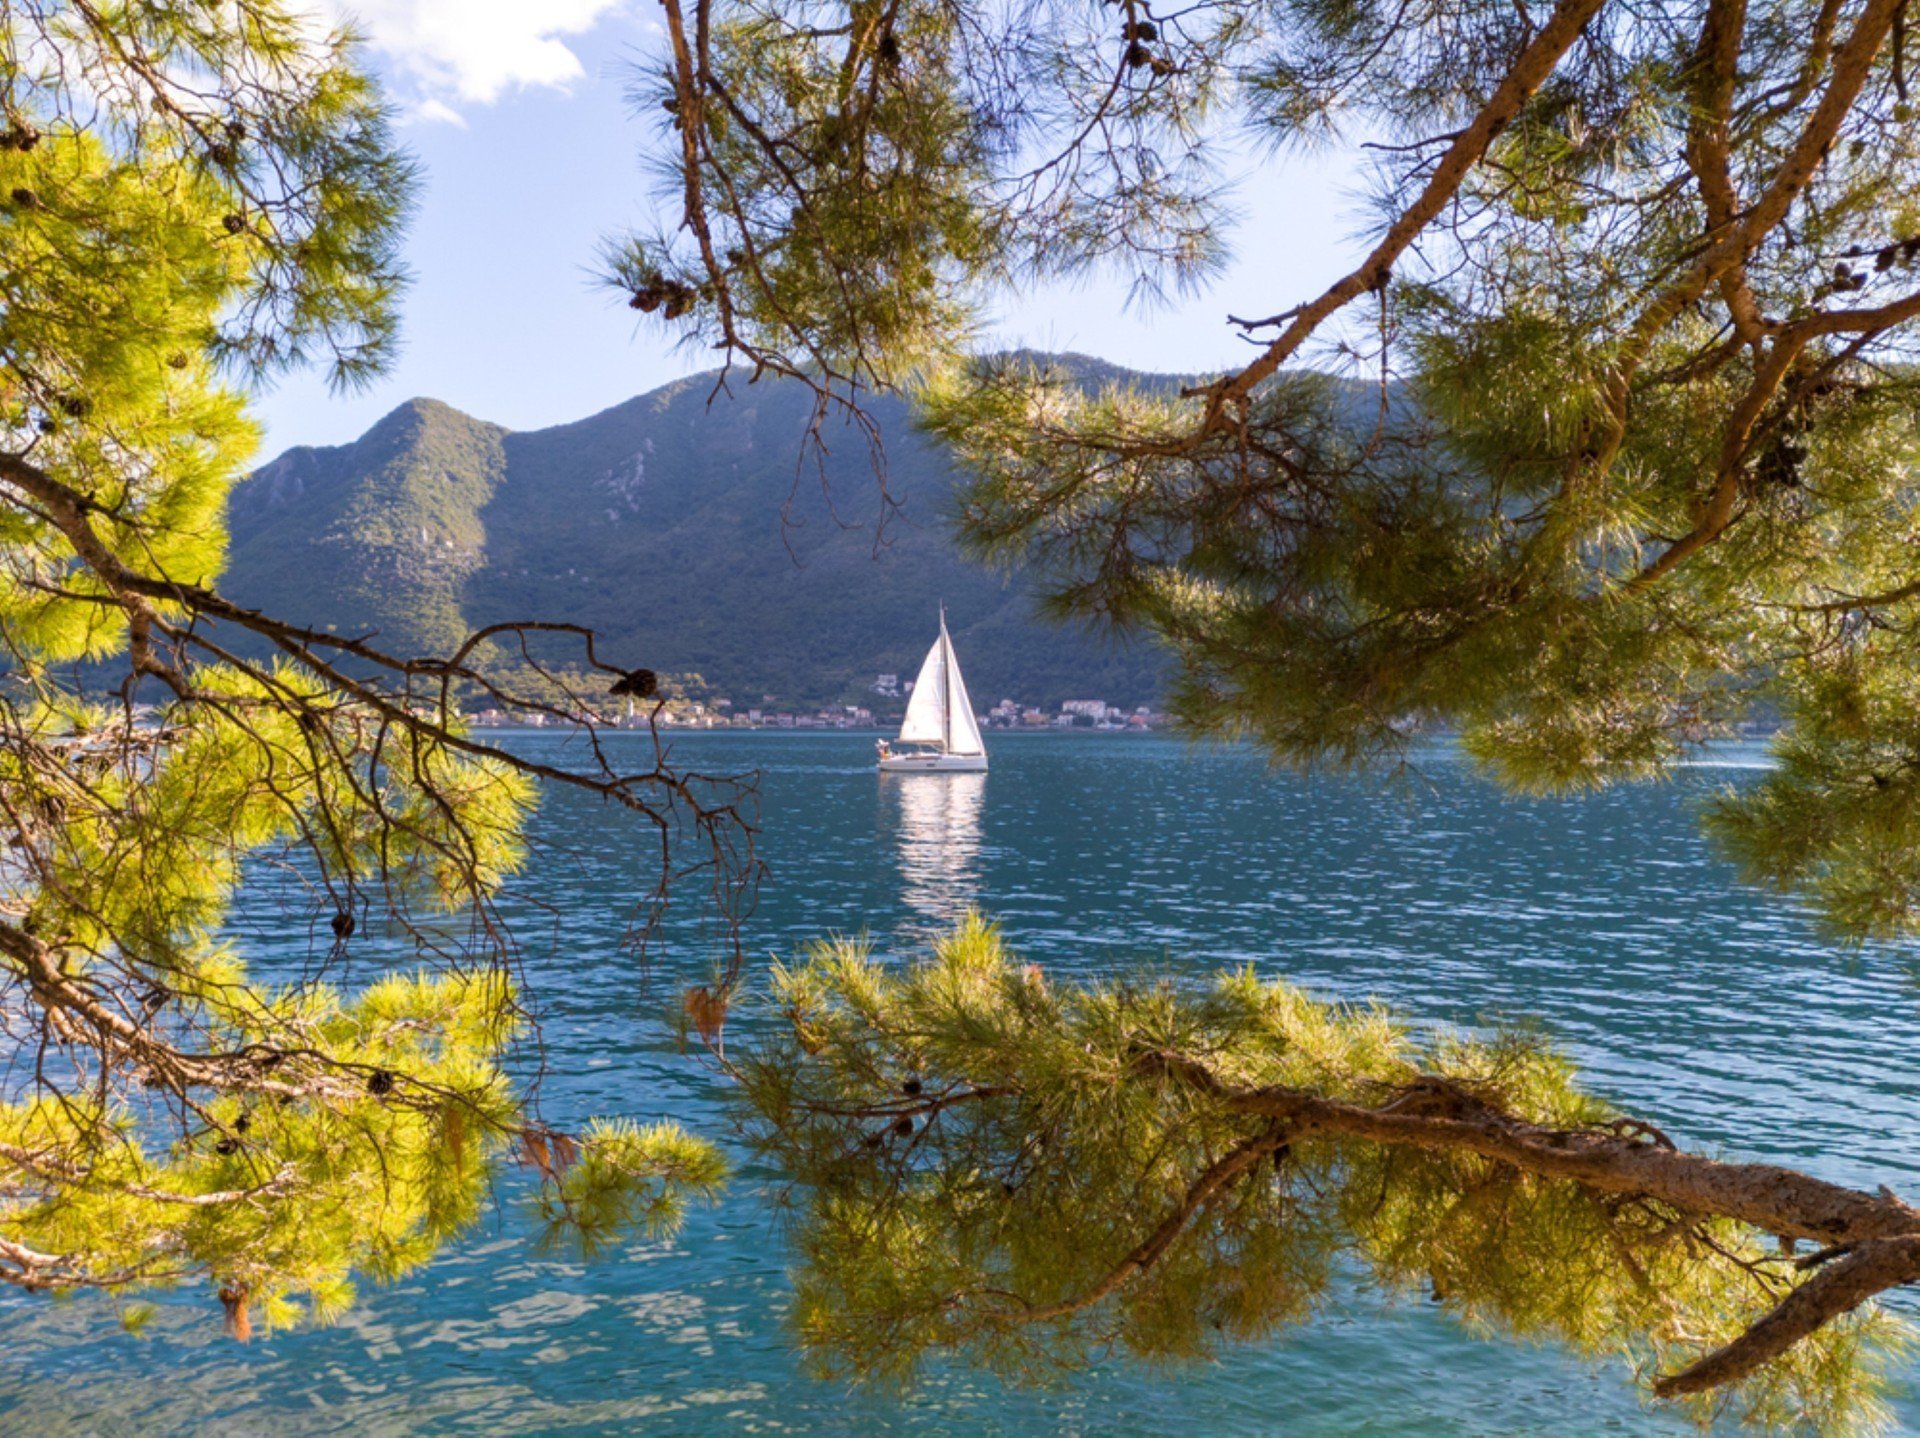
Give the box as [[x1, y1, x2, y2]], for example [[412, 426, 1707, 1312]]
[[1683, 0, 1767, 343], [1654, 1235, 1920, 1395], [0, 1235, 179, 1292], [1211, 1079, 1920, 1247], [1006, 1120, 1292, 1323], [1130, 1049, 1920, 1393], [1189, 0, 1611, 435], [0, 1141, 300, 1207]]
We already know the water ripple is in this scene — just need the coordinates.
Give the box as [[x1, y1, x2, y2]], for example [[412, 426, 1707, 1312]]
[[4, 732, 1916, 1434]]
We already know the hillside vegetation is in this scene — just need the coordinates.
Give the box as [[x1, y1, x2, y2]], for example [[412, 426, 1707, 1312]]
[[225, 363, 1170, 711]]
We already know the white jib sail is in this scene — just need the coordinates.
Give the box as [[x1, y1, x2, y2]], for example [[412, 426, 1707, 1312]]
[[941, 623, 986, 756], [897, 629, 950, 744]]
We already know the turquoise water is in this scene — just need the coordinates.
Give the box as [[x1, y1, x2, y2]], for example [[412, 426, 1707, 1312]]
[[5, 732, 1919, 1434]]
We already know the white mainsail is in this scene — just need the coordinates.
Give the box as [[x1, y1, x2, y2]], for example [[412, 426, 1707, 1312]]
[[895, 612, 984, 755], [898, 629, 950, 744]]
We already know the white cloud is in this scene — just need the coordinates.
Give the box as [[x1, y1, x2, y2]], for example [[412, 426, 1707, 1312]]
[[404, 97, 469, 128], [324, 0, 628, 106]]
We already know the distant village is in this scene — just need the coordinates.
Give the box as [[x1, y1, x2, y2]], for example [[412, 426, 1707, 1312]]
[[468, 671, 1169, 732]]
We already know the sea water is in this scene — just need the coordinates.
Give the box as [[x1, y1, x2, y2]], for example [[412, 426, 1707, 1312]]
[[3, 732, 1916, 1434]]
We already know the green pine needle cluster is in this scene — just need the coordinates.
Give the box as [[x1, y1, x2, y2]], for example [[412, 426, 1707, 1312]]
[[736, 915, 1907, 1433], [633, 0, 1920, 944], [0, 1, 724, 1335]]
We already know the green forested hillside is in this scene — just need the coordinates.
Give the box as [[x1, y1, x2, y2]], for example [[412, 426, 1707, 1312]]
[[227, 398, 509, 662], [224, 364, 1169, 710]]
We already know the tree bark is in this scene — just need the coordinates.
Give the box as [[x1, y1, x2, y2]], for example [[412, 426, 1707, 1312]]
[[1134, 1049, 1920, 1392]]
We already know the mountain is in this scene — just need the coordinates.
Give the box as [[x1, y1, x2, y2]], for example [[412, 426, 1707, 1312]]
[[224, 361, 1171, 711], [229, 398, 508, 662]]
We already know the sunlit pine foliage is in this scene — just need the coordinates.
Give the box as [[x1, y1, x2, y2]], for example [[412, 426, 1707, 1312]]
[[630, 0, 1920, 942], [3, 971, 706, 1341], [0, 2, 734, 1332], [735, 916, 1908, 1432]]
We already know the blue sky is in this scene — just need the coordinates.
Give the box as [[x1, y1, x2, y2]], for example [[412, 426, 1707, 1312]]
[[258, 2, 1363, 456]]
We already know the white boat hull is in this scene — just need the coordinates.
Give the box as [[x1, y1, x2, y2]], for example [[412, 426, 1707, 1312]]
[[878, 751, 988, 773]]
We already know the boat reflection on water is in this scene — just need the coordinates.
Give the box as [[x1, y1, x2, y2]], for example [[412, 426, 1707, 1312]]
[[884, 771, 986, 931]]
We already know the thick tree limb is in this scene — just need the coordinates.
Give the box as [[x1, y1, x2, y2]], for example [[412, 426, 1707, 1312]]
[[1683, 0, 1767, 342], [1144, 1046, 1919, 1244], [1655, 1236, 1920, 1395], [1631, 284, 1920, 588], [1625, 0, 1904, 358], [1230, 1086, 1919, 1244], [1131, 1049, 1920, 1392], [1192, 0, 1610, 434]]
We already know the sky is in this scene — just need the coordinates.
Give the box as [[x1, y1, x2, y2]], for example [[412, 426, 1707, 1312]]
[[256, 1, 1366, 456]]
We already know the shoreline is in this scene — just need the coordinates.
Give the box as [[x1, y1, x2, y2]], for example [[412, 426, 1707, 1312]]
[[465, 723, 1172, 737]]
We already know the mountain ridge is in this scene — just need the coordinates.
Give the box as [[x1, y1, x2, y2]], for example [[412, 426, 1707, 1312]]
[[223, 359, 1174, 710]]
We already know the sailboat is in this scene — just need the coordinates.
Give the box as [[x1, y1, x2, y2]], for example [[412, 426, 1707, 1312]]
[[877, 610, 988, 773]]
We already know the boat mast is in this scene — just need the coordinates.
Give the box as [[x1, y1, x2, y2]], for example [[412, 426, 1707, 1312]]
[[940, 605, 956, 754]]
